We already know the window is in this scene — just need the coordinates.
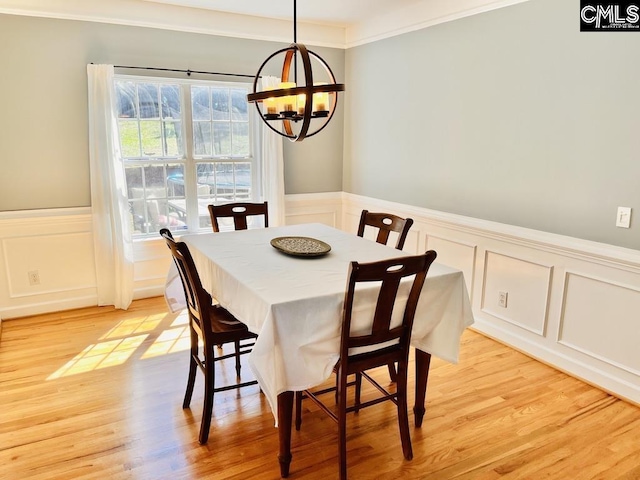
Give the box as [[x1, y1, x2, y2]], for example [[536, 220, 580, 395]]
[[114, 76, 256, 237]]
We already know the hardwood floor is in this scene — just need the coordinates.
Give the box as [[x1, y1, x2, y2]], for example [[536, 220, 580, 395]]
[[1, 297, 639, 479]]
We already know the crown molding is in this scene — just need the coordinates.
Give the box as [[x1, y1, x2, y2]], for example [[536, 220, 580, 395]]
[[0, 0, 346, 48], [0, 0, 530, 49], [345, 0, 531, 48]]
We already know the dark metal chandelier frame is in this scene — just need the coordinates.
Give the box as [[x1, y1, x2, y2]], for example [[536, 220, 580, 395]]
[[247, 0, 345, 142]]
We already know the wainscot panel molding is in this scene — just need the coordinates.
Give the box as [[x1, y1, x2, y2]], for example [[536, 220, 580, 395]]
[[480, 250, 552, 336], [425, 234, 477, 302], [1, 195, 638, 408], [132, 236, 173, 301], [0, 208, 97, 320], [284, 192, 344, 229], [342, 193, 640, 406], [559, 271, 640, 376]]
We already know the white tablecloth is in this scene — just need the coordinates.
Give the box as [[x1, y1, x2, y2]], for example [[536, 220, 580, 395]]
[[165, 223, 474, 418]]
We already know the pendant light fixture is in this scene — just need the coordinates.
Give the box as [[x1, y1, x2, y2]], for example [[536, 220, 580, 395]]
[[247, 0, 345, 142]]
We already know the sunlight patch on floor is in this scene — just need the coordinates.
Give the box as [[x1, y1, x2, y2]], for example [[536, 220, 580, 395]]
[[46, 311, 191, 379], [100, 314, 165, 340], [141, 325, 190, 358], [47, 334, 149, 379]]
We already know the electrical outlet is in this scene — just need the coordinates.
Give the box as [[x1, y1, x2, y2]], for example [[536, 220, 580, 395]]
[[498, 291, 508, 308], [28, 270, 40, 286]]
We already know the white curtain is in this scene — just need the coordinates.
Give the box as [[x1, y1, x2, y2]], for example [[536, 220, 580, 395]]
[[260, 76, 286, 227], [87, 64, 134, 309]]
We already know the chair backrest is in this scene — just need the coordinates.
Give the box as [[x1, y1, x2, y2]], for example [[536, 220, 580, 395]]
[[357, 210, 414, 250], [160, 228, 213, 342], [340, 251, 437, 364], [208, 202, 269, 232]]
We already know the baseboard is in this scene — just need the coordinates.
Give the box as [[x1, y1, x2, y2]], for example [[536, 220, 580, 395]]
[[0, 295, 98, 321]]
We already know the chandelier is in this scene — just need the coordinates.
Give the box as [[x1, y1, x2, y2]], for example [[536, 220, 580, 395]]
[[247, 0, 345, 142]]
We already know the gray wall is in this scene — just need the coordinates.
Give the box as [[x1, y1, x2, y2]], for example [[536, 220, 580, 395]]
[[344, 0, 639, 250], [0, 14, 344, 211], [3, 1, 639, 250]]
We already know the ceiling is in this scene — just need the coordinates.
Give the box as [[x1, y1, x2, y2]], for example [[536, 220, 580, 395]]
[[139, 0, 431, 28], [0, 0, 528, 47]]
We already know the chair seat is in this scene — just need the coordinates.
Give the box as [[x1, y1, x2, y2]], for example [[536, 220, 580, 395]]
[[341, 345, 402, 375], [207, 305, 257, 338], [209, 304, 246, 327]]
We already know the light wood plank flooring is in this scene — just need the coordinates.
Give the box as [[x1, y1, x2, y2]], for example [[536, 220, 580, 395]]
[[1, 297, 639, 479]]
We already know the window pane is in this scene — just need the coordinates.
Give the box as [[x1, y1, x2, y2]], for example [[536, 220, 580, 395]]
[[213, 123, 231, 156], [118, 120, 141, 158], [125, 166, 143, 191], [140, 120, 162, 156], [235, 162, 251, 200], [167, 164, 185, 198], [191, 86, 210, 121], [212, 88, 229, 120], [196, 163, 214, 192], [232, 123, 249, 157], [231, 89, 248, 121], [161, 85, 181, 119], [116, 82, 137, 118], [138, 84, 159, 119], [197, 170, 213, 229], [163, 121, 182, 157], [165, 164, 188, 231], [144, 164, 167, 191], [193, 121, 212, 156], [126, 166, 145, 234], [215, 162, 234, 201], [147, 198, 163, 228]]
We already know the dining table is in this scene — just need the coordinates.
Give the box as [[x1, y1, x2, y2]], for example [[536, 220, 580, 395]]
[[164, 222, 474, 477]]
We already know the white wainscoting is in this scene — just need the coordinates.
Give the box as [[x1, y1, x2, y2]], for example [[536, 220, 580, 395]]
[[0, 208, 97, 321], [342, 192, 640, 406], [480, 250, 553, 336], [0, 207, 175, 321], [1, 194, 639, 407]]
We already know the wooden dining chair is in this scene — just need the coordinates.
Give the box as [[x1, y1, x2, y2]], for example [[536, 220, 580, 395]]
[[295, 250, 438, 480], [357, 209, 415, 381], [208, 201, 269, 232], [160, 228, 258, 445], [357, 209, 414, 251]]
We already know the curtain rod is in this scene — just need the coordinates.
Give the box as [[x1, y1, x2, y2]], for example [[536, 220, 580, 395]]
[[114, 65, 257, 79]]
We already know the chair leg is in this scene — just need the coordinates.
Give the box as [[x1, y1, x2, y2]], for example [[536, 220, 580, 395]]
[[395, 366, 413, 460], [387, 362, 398, 382], [183, 348, 198, 409], [354, 372, 362, 413], [335, 373, 352, 404], [234, 340, 241, 378], [337, 369, 348, 480], [295, 391, 303, 431], [199, 353, 216, 445]]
